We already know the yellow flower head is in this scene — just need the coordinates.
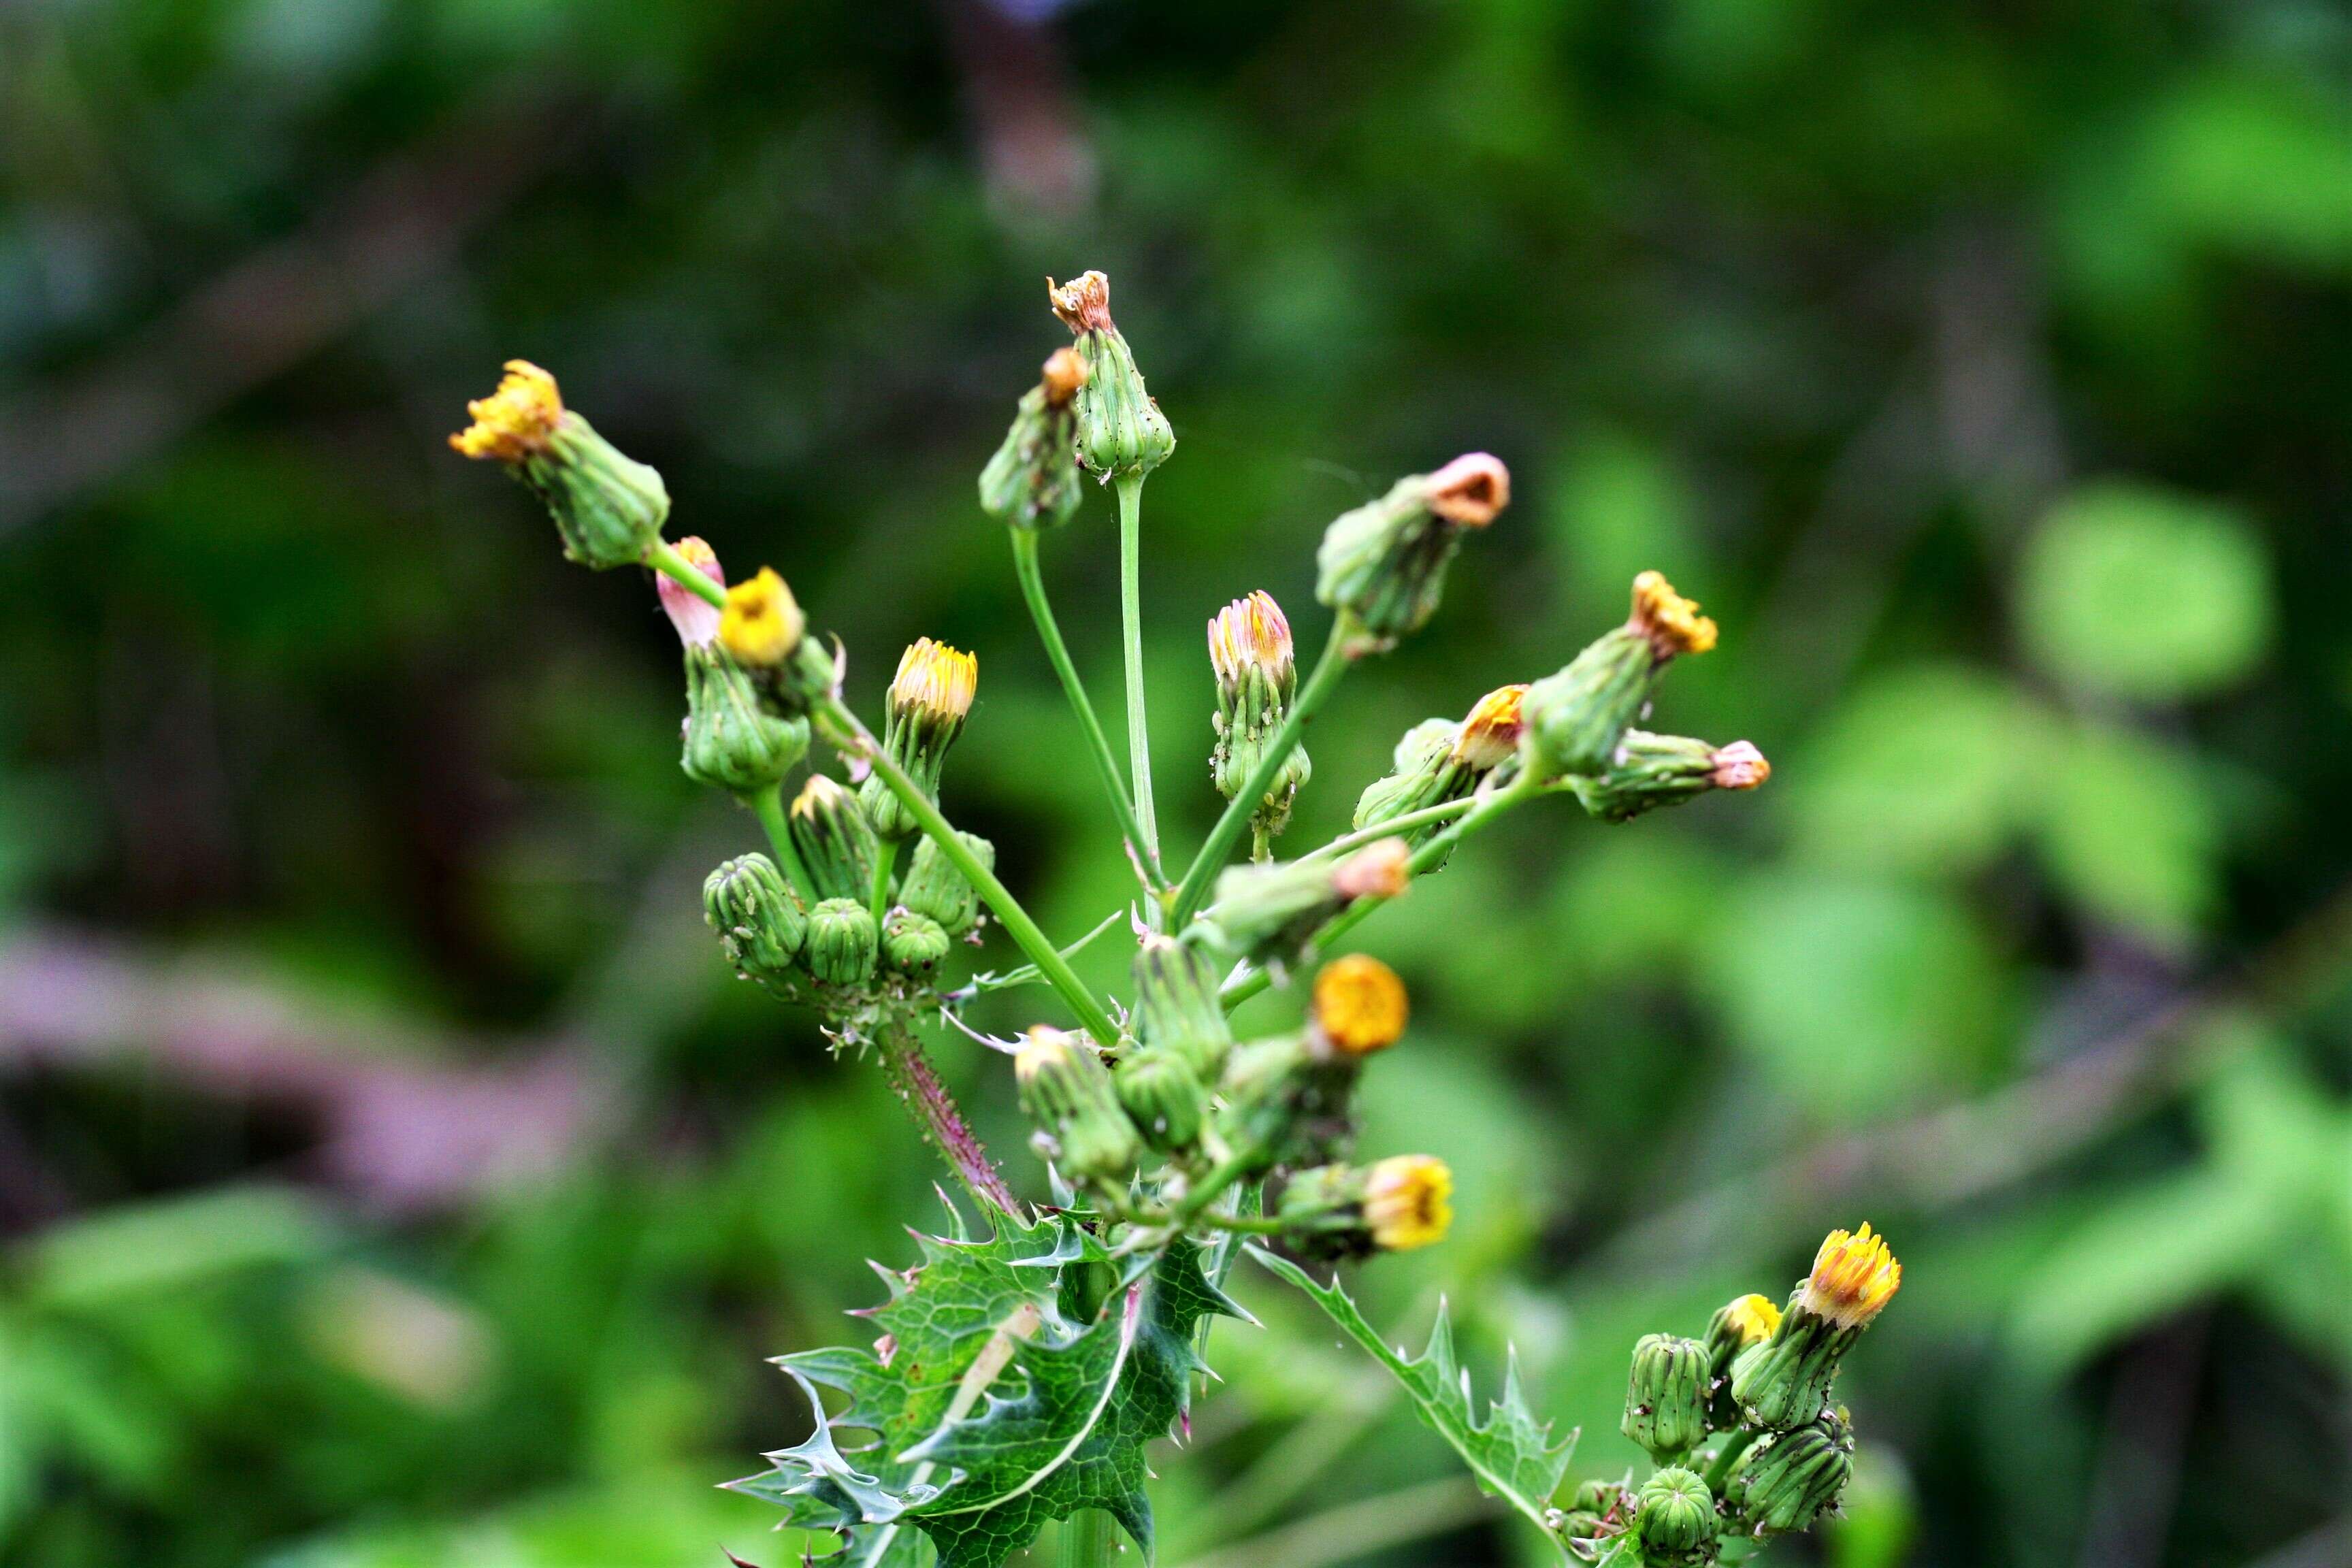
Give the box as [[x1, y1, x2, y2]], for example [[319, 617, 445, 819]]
[[1208, 591, 1294, 688], [1801, 1222, 1901, 1330], [1450, 683, 1529, 770], [1041, 346, 1088, 408], [1424, 452, 1512, 528], [1014, 1024, 1083, 1089], [449, 360, 564, 463], [1710, 740, 1771, 791], [1365, 1155, 1453, 1251], [719, 568, 805, 668], [1720, 1292, 1783, 1348], [889, 638, 979, 725], [1313, 953, 1409, 1057], [791, 772, 852, 821], [1629, 570, 1719, 658]]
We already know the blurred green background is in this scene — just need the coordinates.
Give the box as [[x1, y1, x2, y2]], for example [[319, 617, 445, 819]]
[[1, 1, 2348, 1565]]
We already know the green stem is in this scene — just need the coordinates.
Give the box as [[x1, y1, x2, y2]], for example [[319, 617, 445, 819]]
[[1169, 625, 1352, 927], [1059, 1509, 1116, 1568], [1218, 773, 1541, 1009], [745, 784, 817, 904], [1704, 1428, 1764, 1492], [1010, 529, 1165, 892], [647, 538, 727, 608], [819, 697, 1121, 1045], [1299, 795, 1477, 864], [1115, 474, 1162, 893], [869, 836, 900, 926]]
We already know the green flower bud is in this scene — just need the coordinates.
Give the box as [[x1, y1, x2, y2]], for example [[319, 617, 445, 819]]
[[1313, 453, 1509, 654], [1726, 1412, 1852, 1535], [1112, 1045, 1205, 1153], [859, 639, 978, 840], [1555, 1479, 1630, 1550], [717, 568, 838, 718], [1635, 1468, 1718, 1567], [1622, 1334, 1714, 1462], [1131, 935, 1232, 1081], [1190, 839, 1411, 970], [899, 830, 993, 937], [1208, 591, 1311, 851], [882, 907, 950, 973], [681, 643, 811, 794], [979, 348, 1088, 529], [789, 775, 879, 904], [1352, 685, 1528, 867], [702, 853, 805, 983], [1731, 1225, 1901, 1430], [804, 897, 879, 987], [1049, 272, 1174, 480], [451, 361, 668, 570], [1523, 572, 1718, 779], [1571, 733, 1771, 823], [1015, 1026, 1140, 1184], [1703, 1294, 1784, 1425]]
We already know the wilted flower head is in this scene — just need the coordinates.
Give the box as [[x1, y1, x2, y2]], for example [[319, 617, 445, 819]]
[[889, 638, 979, 727], [1331, 838, 1411, 900], [1711, 740, 1771, 790], [1047, 270, 1115, 333], [1311, 953, 1408, 1057], [1630, 570, 1718, 658], [1449, 683, 1527, 770], [659, 536, 725, 647], [1423, 451, 1511, 527], [1801, 1222, 1902, 1329], [720, 569, 805, 668], [449, 360, 562, 463], [1363, 1155, 1452, 1250]]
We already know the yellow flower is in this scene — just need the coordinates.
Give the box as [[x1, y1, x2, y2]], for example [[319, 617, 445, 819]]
[[1720, 1292, 1782, 1348], [1800, 1222, 1901, 1330], [1313, 953, 1409, 1057], [1207, 591, 1294, 688], [889, 638, 979, 725], [1364, 1155, 1453, 1251], [449, 360, 564, 463], [1630, 570, 1719, 657], [1449, 683, 1528, 770], [719, 568, 804, 668]]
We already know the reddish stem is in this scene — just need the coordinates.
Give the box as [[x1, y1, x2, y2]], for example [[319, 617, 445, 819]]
[[877, 1019, 1022, 1217]]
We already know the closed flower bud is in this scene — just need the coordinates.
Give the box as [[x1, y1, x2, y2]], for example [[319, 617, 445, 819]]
[[1622, 1334, 1714, 1462], [789, 775, 880, 904], [451, 361, 670, 570], [1313, 453, 1510, 654], [1131, 935, 1233, 1081], [898, 830, 993, 937], [882, 907, 951, 973], [1352, 718, 1458, 834], [1112, 1046, 1205, 1152], [1192, 839, 1411, 969], [1727, 1412, 1853, 1535], [702, 854, 806, 983], [1570, 732, 1771, 823], [1554, 1478, 1631, 1550], [860, 639, 979, 840], [719, 568, 836, 717], [804, 897, 879, 987], [1731, 1224, 1901, 1430], [1450, 683, 1529, 772], [681, 643, 811, 794], [1015, 1026, 1141, 1184], [1634, 1468, 1717, 1567], [1048, 272, 1175, 480], [979, 348, 1088, 529], [659, 536, 725, 647], [1311, 954, 1408, 1057], [1363, 1154, 1452, 1250], [1522, 572, 1717, 781], [1209, 591, 1312, 851]]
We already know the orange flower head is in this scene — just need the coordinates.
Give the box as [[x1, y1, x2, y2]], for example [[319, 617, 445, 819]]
[[1313, 954, 1409, 1057], [1629, 570, 1718, 657]]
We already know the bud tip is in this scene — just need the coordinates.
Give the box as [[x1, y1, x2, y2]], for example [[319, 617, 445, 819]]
[[1710, 740, 1770, 791], [1207, 591, 1294, 687], [450, 359, 563, 463], [1425, 452, 1511, 527], [1046, 272, 1114, 334], [891, 637, 979, 724], [1450, 683, 1529, 770], [1364, 1154, 1453, 1251], [1041, 347, 1088, 407], [1332, 838, 1411, 900], [1801, 1222, 1901, 1329], [1630, 570, 1719, 657]]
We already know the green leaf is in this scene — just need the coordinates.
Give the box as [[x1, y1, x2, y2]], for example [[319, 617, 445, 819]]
[[1250, 1249, 1575, 1560], [730, 1216, 1246, 1568], [2018, 483, 2271, 701], [2032, 721, 2217, 946]]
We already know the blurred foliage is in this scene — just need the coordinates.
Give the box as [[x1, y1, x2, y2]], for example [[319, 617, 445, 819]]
[[1, 1, 2349, 1566]]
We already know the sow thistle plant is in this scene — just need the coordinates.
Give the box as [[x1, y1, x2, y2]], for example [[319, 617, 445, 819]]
[[451, 272, 1899, 1567]]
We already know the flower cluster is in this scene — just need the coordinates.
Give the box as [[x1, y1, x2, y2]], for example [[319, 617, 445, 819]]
[[1565, 1226, 1903, 1565], [447, 272, 1838, 1568]]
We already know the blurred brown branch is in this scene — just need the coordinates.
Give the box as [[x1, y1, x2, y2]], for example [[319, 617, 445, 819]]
[[0, 926, 613, 1212]]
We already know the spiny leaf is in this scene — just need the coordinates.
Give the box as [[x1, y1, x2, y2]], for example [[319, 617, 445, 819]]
[[1251, 1247, 1575, 1558]]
